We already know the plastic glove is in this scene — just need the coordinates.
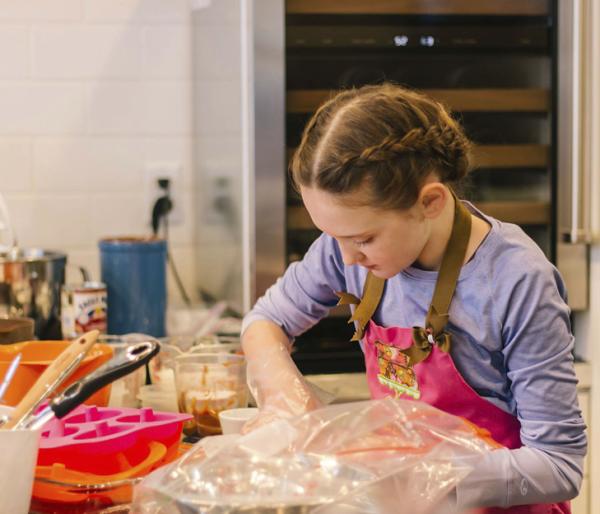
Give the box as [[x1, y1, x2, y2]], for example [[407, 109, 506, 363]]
[[241, 320, 326, 433]]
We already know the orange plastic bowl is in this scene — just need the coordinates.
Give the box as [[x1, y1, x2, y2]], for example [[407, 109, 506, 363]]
[[32, 441, 168, 504], [0, 340, 114, 407]]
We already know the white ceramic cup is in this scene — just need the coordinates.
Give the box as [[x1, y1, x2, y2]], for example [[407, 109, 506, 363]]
[[218, 407, 259, 435], [0, 405, 41, 514]]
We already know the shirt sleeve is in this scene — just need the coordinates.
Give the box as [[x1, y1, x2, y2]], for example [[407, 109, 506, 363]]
[[242, 234, 347, 339], [457, 256, 587, 508]]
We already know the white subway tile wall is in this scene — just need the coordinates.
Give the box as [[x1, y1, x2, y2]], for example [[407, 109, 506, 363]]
[[0, 139, 33, 191], [0, 0, 196, 304], [0, 0, 82, 22], [0, 27, 31, 78]]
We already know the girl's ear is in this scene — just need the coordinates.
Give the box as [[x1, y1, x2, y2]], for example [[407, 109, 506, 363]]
[[418, 182, 448, 220]]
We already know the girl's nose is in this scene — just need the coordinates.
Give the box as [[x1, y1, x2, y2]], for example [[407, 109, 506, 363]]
[[340, 244, 364, 266]]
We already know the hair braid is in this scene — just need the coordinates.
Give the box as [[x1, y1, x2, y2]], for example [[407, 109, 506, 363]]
[[290, 83, 472, 210]]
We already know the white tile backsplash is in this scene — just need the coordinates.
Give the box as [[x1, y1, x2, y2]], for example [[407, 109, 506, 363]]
[[192, 25, 240, 80], [190, 0, 240, 27], [85, 82, 147, 134], [143, 137, 193, 187], [33, 26, 142, 79], [0, 84, 85, 134], [33, 137, 146, 192], [0, 1, 197, 303], [24, 194, 92, 248], [89, 192, 146, 241], [0, 139, 33, 191], [142, 82, 192, 135], [83, 0, 149, 23], [193, 80, 241, 136], [86, 81, 191, 135], [0, 27, 31, 78], [143, 25, 191, 79], [84, 0, 191, 24], [0, 0, 82, 22], [194, 134, 241, 174]]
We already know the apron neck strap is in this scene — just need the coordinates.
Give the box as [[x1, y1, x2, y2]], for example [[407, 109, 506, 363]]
[[425, 190, 472, 335], [339, 271, 385, 342]]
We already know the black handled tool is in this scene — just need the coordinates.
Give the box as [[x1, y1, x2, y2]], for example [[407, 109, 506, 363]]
[[18, 340, 160, 431]]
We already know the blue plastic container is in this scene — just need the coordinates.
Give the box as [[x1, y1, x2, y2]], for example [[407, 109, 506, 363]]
[[99, 237, 167, 337]]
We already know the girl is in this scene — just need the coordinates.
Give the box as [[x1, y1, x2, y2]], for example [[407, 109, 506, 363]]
[[241, 84, 586, 512]]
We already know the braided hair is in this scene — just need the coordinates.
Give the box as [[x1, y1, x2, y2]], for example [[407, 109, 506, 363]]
[[290, 83, 472, 210]]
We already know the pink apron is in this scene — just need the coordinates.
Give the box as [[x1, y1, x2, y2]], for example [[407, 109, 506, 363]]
[[337, 196, 569, 514]]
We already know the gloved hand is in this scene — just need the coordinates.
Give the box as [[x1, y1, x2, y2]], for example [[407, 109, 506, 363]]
[[241, 320, 326, 433]]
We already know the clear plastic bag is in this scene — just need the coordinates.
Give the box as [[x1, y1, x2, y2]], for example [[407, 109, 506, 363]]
[[131, 398, 496, 514]]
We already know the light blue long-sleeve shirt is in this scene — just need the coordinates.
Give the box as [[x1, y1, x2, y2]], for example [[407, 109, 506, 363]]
[[242, 202, 587, 509]]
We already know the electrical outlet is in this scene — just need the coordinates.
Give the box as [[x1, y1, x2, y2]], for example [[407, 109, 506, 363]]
[[144, 163, 184, 230]]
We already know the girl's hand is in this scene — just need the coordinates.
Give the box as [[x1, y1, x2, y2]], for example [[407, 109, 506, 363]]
[[241, 390, 324, 434], [241, 320, 329, 433]]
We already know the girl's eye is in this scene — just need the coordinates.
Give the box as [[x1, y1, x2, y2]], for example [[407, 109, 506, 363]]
[[354, 237, 373, 247]]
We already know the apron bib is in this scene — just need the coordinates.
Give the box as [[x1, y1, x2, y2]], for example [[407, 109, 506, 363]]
[[336, 194, 569, 514]]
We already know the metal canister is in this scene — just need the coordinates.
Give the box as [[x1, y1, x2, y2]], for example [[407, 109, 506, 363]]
[[61, 282, 107, 339], [0, 248, 67, 339]]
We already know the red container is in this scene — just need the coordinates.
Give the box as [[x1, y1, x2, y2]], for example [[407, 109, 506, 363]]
[[37, 406, 191, 475]]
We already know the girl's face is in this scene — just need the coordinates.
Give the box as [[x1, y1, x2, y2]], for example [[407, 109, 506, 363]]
[[301, 186, 432, 278]]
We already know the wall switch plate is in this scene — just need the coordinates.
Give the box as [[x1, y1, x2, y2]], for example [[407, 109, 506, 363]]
[[144, 162, 184, 228]]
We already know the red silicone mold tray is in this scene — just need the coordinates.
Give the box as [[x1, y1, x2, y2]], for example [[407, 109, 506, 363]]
[[37, 405, 192, 474]]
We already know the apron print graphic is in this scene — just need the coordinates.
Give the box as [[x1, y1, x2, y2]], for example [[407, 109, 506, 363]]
[[375, 340, 420, 399]]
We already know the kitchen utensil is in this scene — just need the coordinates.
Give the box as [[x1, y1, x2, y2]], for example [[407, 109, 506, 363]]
[[2, 330, 99, 429], [149, 334, 242, 394], [0, 248, 67, 339], [23, 340, 160, 430], [174, 353, 248, 436], [0, 339, 113, 407], [0, 405, 40, 514], [0, 351, 21, 402], [99, 237, 167, 337], [218, 407, 258, 435], [0, 317, 34, 344], [98, 333, 159, 408], [36, 405, 191, 474]]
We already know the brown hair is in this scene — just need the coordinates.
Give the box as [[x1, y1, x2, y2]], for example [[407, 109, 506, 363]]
[[290, 83, 472, 210]]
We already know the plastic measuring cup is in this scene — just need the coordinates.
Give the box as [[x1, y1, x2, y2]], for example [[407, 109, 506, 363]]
[[174, 353, 247, 436]]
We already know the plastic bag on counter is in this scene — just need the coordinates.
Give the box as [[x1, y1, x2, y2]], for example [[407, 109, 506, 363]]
[[131, 397, 498, 514]]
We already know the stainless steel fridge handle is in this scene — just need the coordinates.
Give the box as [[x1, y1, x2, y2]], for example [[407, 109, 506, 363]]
[[564, 0, 594, 245], [565, 0, 582, 243]]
